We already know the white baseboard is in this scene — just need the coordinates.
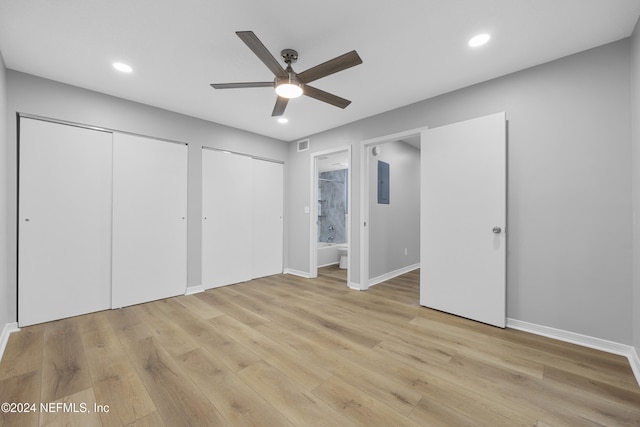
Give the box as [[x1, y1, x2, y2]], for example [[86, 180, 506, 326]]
[[369, 263, 420, 287], [0, 322, 19, 362], [185, 285, 204, 295], [507, 318, 640, 387], [318, 261, 339, 268], [348, 282, 364, 291], [629, 347, 640, 386], [283, 268, 311, 278]]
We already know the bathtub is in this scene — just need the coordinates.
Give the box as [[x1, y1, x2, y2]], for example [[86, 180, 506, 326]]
[[317, 242, 347, 267]]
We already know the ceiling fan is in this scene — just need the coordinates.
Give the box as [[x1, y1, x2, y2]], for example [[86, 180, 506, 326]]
[[210, 31, 363, 117]]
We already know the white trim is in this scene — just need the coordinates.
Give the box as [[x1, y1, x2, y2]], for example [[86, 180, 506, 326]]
[[630, 347, 640, 386], [507, 318, 640, 387], [0, 322, 19, 362], [201, 145, 284, 165], [283, 268, 312, 279], [185, 285, 205, 295], [318, 261, 340, 268], [359, 127, 427, 291], [369, 263, 421, 287]]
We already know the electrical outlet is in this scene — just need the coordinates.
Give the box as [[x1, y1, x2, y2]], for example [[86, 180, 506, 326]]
[[404, 248, 408, 256]]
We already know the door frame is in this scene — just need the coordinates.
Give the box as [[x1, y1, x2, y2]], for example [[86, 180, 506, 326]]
[[358, 127, 426, 291], [309, 145, 352, 282]]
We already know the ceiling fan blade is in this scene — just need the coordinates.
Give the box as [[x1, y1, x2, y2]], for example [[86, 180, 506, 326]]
[[210, 82, 273, 89], [236, 31, 288, 78], [303, 85, 351, 109], [272, 96, 289, 116], [298, 50, 362, 84]]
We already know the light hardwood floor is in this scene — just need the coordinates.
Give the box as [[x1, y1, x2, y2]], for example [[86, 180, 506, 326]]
[[1, 266, 639, 426]]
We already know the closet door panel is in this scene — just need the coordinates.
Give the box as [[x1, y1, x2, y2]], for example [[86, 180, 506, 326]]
[[112, 134, 188, 308], [18, 118, 112, 326], [202, 149, 252, 288], [252, 159, 283, 278]]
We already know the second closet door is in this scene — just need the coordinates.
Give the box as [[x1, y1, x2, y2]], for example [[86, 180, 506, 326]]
[[202, 149, 253, 288], [112, 134, 188, 308]]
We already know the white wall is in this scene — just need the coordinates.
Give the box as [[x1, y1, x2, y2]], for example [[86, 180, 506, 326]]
[[4, 71, 288, 323], [368, 140, 420, 280], [0, 51, 10, 328], [631, 17, 640, 356], [287, 39, 632, 344]]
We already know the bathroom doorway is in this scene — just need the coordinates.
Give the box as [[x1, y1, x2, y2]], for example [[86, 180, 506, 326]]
[[310, 146, 352, 285]]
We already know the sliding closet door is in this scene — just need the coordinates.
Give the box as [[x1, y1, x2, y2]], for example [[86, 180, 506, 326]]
[[202, 149, 253, 288], [252, 159, 284, 278], [111, 134, 188, 308], [19, 118, 112, 326]]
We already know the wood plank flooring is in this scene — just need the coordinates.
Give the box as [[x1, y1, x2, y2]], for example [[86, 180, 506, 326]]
[[1, 266, 639, 426]]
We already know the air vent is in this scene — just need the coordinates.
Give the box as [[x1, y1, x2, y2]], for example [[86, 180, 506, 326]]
[[297, 139, 310, 152]]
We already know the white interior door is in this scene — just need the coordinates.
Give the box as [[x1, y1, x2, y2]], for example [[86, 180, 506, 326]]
[[420, 112, 506, 327], [202, 149, 253, 288], [111, 134, 188, 308], [252, 159, 284, 278], [19, 118, 112, 326]]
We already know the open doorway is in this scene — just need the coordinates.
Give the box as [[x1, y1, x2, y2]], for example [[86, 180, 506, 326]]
[[310, 147, 352, 284], [359, 128, 424, 290]]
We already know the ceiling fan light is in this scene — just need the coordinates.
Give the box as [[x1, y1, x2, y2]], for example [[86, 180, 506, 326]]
[[275, 82, 303, 98]]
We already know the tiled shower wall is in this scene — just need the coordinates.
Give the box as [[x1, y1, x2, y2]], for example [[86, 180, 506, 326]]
[[318, 169, 347, 244]]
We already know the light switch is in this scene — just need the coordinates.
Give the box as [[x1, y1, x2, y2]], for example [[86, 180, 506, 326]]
[[303, 206, 310, 214]]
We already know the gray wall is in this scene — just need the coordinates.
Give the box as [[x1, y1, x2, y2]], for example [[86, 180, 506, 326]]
[[0, 52, 9, 328], [4, 71, 288, 323], [631, 18, 640, 355], [368, 140, 420, 280], [288, 39, 632, 344]]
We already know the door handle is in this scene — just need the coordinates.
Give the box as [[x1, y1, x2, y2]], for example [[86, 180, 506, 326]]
[[492, 226, 502, 234]]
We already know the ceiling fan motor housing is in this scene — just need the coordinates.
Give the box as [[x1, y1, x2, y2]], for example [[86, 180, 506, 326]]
[[275, 71, 302, 87], [276, 49, 304, 96], [281, 49, 298, 64]]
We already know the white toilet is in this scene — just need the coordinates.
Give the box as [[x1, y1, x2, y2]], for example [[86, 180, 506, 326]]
[[337, 245, 348, 269]]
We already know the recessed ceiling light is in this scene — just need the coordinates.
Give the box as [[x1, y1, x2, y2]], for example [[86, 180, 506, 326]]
[[468, 33, 491, 48], [277, 117, 289, 124], [112, 62, 133, 73]]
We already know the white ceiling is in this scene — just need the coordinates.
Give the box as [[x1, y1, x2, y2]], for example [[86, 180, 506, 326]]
[[1, 1, 639, 142]]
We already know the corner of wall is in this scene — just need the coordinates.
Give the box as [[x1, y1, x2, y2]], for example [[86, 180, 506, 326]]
[[0, 322, 19, 362], [631, 15, 640, 359], [0, 48, 12, 333]]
